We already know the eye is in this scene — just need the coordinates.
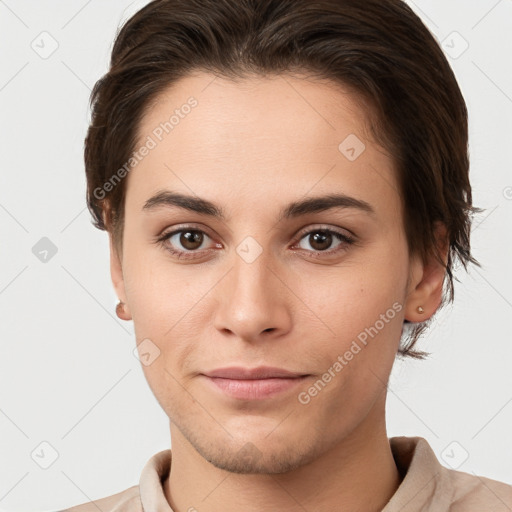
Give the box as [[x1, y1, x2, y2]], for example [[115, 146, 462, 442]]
[[156, 226, 218, 260], [294, 227, 355, 258]]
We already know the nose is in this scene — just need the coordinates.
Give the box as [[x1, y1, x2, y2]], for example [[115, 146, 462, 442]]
[[212, 248, 293, 343]]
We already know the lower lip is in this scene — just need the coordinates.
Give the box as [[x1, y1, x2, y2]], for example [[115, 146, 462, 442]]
[[203, 375, 309, 400]]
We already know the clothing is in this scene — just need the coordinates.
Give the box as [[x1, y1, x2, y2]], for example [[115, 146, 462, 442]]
[[61, 436, 512, 511]]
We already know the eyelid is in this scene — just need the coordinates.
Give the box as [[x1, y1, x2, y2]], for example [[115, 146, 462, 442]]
[[156, 222, 214, 239], [293, 223, 355, 241]]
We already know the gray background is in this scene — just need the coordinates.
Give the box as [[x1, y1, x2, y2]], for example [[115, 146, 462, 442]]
[[1, 1, 511, 510]]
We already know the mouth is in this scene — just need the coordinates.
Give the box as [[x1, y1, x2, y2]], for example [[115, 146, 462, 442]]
[[201, 366, 311, 400]]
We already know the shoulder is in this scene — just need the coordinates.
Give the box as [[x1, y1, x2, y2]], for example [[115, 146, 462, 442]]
[[58, 449, 173, 512], [388, 436, 512, 511], [59, 484, 142, 512], [444, 466, 512, 511]]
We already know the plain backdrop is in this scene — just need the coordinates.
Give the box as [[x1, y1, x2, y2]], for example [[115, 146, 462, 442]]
[[1, 0, 511, 510]]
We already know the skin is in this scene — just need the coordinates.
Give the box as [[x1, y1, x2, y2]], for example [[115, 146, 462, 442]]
[[109, 71, 448, 512]]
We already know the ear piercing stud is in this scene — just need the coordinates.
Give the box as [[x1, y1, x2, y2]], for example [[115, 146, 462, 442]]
[[116, 301, 130, 320]]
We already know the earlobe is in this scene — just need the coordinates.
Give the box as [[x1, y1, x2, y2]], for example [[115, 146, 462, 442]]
[[405, 266, 444, 321], [115, 300, 131, 321], [404, 222, 449, 323], [109, 233, 132, 321]]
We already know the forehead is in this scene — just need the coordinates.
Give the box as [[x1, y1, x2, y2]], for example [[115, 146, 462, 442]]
[[138, 71, 375, 154], [126, 71, 399, 220]]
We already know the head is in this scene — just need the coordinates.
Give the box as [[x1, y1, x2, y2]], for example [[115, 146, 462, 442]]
[[85, 0, 482, 473]]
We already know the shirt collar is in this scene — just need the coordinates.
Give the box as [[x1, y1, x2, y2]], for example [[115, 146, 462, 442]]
[[139, 448, 174, 512], [383, 436, 450, 511]]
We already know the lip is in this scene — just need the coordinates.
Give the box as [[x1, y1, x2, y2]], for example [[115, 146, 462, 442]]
[[203, 366, 306, 379], [201, 366, 310, 400]]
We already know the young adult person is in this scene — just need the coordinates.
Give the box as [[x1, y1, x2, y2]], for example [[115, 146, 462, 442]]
[[64, 0, 512, 510]]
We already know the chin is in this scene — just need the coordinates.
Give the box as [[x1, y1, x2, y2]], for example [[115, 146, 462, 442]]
[[201, 442, 315, 474], [177, 421, 319, 475], [168, 395, 333, 474]]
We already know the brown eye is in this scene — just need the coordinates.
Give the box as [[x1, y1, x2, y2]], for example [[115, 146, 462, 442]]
[[157, 227, 214, 258], [179, 230, 204, 250], [307, 231, 333, 251], [295, 227, 355, 258]]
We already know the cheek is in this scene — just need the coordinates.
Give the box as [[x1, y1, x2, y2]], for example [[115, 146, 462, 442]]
[[122, 246, 216, 375], [292, 247, 407, 409], [138, 356, 195, 421], [122, 242, 189, 327], [297, 257, 406, 349], [294, 273, 404, 430]]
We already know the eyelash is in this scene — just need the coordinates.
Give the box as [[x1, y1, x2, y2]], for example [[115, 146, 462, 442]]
[[155, 224, 356, 260]]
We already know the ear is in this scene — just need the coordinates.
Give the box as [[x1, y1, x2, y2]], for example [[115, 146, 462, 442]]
[[404, 222, 449, 323], [109, 232, 132, 320]]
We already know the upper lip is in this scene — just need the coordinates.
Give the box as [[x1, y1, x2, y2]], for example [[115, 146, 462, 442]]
[[203, 366, 307, 379]]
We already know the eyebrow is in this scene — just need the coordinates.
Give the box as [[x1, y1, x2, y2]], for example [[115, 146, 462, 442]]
[[142, 190, 376, 221]]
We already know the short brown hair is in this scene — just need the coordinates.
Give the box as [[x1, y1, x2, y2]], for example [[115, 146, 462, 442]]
[[84, 0, 483, 358]]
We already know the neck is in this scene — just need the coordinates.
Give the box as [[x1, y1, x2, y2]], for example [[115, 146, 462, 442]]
[[165, 396, 401, 512]]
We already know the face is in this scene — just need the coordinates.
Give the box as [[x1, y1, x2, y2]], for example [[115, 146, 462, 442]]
[[111, 71, 428, 474]]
